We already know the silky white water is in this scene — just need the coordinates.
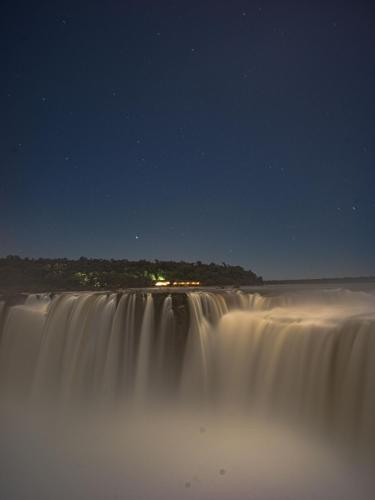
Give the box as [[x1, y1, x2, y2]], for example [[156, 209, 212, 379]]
[[0, 286, 374, 499]]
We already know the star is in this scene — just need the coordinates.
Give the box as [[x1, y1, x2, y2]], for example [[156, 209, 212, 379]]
[[135, 235, 140, 240]]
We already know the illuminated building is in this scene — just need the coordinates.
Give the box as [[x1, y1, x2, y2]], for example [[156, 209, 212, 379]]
[[154, 280, 201, 287], [154, 281, 171, 287]]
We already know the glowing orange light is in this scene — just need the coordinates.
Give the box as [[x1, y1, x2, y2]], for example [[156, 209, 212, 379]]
[[171, 281, 201, 286], [154, 281, 171, 287]]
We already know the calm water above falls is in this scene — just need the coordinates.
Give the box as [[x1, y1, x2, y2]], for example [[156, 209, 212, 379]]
[[0, 285, 374, 499]]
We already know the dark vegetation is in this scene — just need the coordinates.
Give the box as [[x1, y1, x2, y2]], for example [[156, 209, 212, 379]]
[[0, 256, 262, 292]]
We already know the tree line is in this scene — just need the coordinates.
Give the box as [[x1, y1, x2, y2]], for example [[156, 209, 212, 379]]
[[0, 256, 263, 292]]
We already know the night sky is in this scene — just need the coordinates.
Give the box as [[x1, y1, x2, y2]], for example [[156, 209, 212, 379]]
[[2, 1, 374, 279]]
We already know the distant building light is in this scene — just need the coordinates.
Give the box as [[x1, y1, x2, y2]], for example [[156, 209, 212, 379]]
[[172, 281, 200, 286], [154, 280, 201, 287], [154, 281, 171, 287]]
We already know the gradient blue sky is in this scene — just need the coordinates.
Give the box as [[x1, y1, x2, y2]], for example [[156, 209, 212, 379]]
[[1, 0, 374, 279]]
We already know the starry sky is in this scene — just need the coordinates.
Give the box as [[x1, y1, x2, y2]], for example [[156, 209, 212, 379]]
[[1, 0, 374, 279]]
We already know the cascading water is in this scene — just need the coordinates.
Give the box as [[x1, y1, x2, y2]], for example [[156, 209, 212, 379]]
[[1, 287, 374, 442], [0, 286, 374, 500]]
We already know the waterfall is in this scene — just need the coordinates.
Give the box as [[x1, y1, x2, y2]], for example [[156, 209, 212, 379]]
[[0, 287, 374, 450], [133, 293, 155, 405], [215, 308, 375, 448], [180, 292, 213, 400], [154, 294, 175, 393]]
